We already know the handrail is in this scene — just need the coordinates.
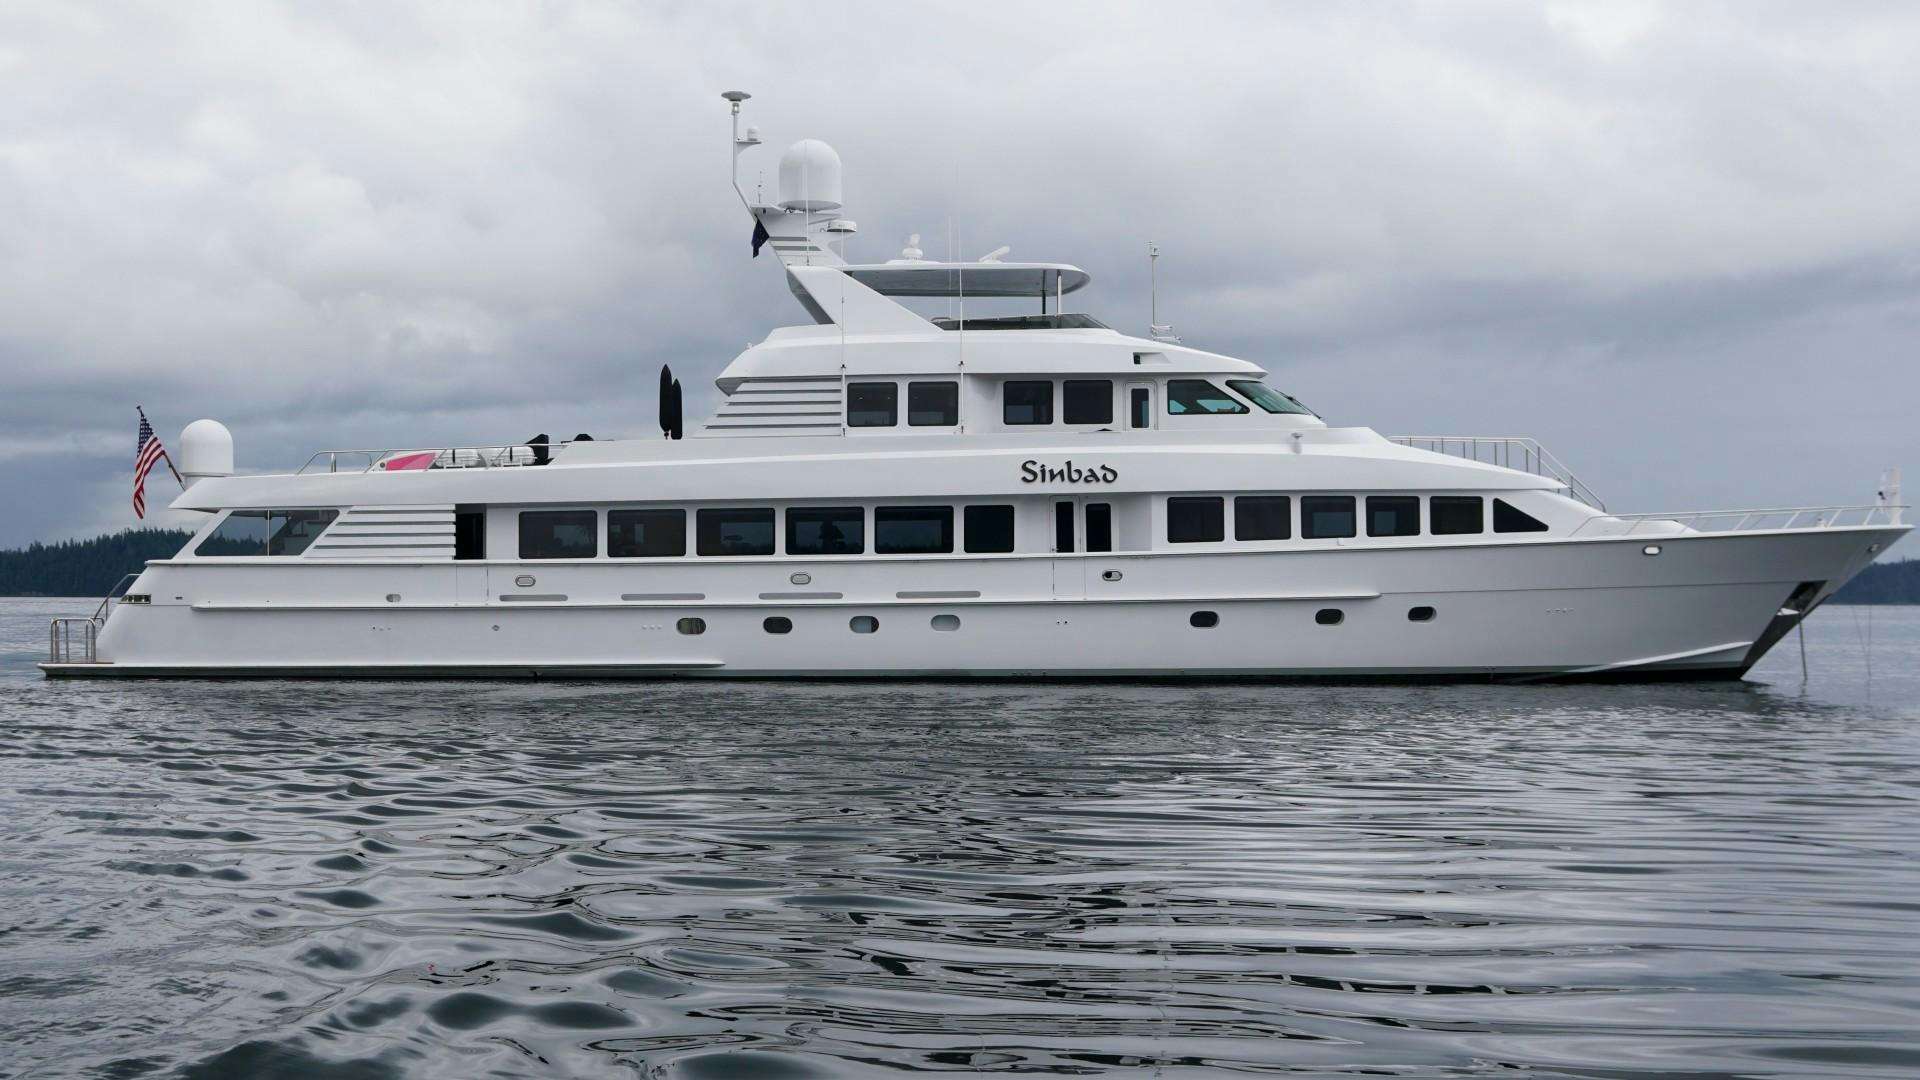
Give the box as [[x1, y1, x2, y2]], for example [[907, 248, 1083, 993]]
[[49, 618, 98, 664], [1389, 435, 1606, 511], [93, 572, 141, 623], [1570, 503, 1906, 536], [297, 441, 574, 475]]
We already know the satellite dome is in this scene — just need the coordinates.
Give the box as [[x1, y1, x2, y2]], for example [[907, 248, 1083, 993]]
[[777, 139, 843, 212], [179, 418, 234, 485]]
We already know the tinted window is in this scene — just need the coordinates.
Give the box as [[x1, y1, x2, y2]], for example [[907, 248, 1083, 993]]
[[1168, 496, 1225, 543], [875, 506, 953, 554], [1366, 496, 1420, 537], [1063, 380, 1113, 425], [197, 509, 339, 557], [963, 505, 1016, 553], [676, 617, 705, 635], [1226, 379, 1313, 415], [908, 381, 958, 426], [1301, 496, 1356, 539], [1235, 496, 1291, 541], [454, 508, 485, 560], [520, 510, 597, 559], [608, 509, 686, 557], [1130, 387, 1151, 428], [1054, 501, 1075, 553], [1085, 503, 1112, 553], [786, 506, 864, 555], [1166, 379, 1248, 415], [1430, 496, 1484, 535], [1494, 498, 1550, 533], [847, 382, 896, 427], [697, 508, 775, 556], [1003, 381, 1053, 425]]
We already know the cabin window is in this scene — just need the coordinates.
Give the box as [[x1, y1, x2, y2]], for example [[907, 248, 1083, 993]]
[[1301, 496, 1356, 539], [454, 507, 486, 560], [608, 509, 686, 558], [196, 509, 339, 557], [786, 506, 864, 555], [1130, 388, 1151, 428], [1063, 380, 1113, 425], [875, 506, 953, 554], [519, 510, 597, 560], [1494, 498, 1550, 533], [1167, 496, 1225, 543], [1226, 379, 1314, 416], [963, 505, 1016, 553], [1085, 503, 1112, 553], [931, 614, 961, 631], [676, 617, 706, 635], [1430, 496, 1484, 535], [1366, 496, 1420, 537], [849, 615, 879, 634], [1234, 496, 1291, 541], [908, 381, 958, 426], [697, 508, 775, 556], [1003, 381, 1054, 425], [1166, 379, 1248, 415], [847, 382, 897, 427], [764, 616, 793, 634]]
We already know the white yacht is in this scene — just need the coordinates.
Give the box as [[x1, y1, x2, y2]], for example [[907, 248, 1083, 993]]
[[44, 95, 1906, 681]]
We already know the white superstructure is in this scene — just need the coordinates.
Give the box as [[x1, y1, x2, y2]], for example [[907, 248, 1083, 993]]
[[43, 95, 1906, 680]]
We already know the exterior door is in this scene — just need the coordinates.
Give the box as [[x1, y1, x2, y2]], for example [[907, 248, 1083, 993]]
[[1127, 382, 1155, 430]]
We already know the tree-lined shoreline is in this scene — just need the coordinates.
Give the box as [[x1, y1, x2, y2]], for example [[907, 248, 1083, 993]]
[[2, 529, 1916, 603]]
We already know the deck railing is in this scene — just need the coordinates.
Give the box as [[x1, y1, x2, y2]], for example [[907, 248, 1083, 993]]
[[1571, 504, 1906, 536], [297, 442, 574, 475], [1390, 436, 1606, 510]]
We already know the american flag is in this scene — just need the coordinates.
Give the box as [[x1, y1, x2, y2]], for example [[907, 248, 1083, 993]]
[[133, 407, 179, 519]]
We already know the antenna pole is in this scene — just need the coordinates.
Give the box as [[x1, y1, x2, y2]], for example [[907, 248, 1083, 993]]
[[1148, 241, 1159, 329], [722, 90, 755, 212]]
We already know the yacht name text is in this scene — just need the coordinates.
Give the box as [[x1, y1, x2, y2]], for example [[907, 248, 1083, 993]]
[[1020, 460, 1119, 484]]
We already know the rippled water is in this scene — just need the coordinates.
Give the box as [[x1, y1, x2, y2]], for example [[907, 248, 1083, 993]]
[[1, 598, 1917, 1078]]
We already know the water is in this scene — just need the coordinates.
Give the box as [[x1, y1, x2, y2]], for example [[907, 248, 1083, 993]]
[[1, 598, 1916, 1079]]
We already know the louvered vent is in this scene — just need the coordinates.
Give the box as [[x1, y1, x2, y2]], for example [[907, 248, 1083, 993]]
[[307, 504, 455, 560], [699, 377, 843, 437]]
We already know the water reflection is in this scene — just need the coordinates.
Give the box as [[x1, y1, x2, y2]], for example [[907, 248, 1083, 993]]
[[0, 602, 1914, 1077]]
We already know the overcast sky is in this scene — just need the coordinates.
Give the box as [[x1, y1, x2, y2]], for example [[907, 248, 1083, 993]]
[[2, 2, 1917, 548]]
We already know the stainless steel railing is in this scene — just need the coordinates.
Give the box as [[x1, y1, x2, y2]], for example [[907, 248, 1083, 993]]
[[1571, 504, 1907, 536], [1390, 435, 1606, 511], [48, 618, 98, 664], [297, 442, 574, 475]]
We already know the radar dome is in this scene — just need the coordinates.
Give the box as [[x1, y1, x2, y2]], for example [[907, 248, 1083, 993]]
[[179, 419, 233, 486], [777, 139, 843, 212]]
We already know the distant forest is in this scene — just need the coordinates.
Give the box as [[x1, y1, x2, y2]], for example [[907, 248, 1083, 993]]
[[0, 529, 1917, 602], [0, 529, 192, 597]]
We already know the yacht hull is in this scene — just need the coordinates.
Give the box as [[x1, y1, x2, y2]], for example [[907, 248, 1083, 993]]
[[42, 527, 1897, 681]]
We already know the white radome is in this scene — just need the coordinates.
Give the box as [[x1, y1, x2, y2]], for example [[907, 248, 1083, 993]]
[[178, 419, 234, 485], [777, 139, 843, 212]]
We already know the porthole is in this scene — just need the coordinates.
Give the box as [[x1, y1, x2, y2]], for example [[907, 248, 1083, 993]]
[[1315, 608, 1344, 626], [764, 616, 792, 634], [1408, 606, 1435, 623], [850, 615, 879, 634], [676, 617, 706, 635], [1189, 610, 1219, 628], [1642, 545, 1662, 556], [1101, 569, 1123, 582], [931, 614, 961, 632]]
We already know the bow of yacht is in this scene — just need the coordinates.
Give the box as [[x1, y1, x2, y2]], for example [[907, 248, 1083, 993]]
[[42, 94, 1906, 680]]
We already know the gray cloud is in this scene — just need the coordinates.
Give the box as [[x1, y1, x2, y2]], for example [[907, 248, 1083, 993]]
[[1, 1, 1916, 546]]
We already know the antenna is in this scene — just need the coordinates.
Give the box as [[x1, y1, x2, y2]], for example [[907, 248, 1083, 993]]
[[723, 90, 759, 209], [1148, 241, 1180, 342]]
